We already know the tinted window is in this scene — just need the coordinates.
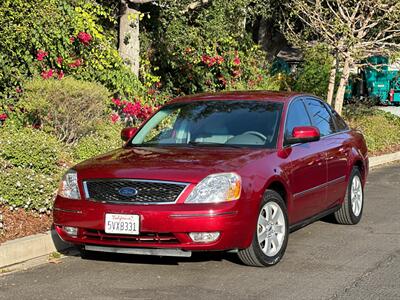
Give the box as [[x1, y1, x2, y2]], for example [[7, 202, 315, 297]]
[[285, 100, 311, 139], [325, 103, 348, 132], [304, 99, 336, 136], [131, 101, 283, 148]]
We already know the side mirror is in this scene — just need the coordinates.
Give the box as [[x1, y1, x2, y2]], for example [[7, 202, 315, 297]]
[[121, 127, 138, 142], [286, 126, 320, 145]]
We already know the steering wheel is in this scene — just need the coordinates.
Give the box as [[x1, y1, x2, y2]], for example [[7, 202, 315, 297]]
[[241, 131, 267, 142]]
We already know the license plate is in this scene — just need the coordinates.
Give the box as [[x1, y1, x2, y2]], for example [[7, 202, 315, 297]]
[[105, 214, 140, 235]]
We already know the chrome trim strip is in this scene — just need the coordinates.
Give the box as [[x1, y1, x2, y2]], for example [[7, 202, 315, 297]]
[[170, 211, 238, 218], [293, 176, 346, 199], [82, 179, 190, 205], [84, 245, 192, 257], [54, 207, 82, 214], [83, 181, 90, 199]]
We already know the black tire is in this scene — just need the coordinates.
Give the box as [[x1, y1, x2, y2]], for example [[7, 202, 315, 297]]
[[238, 190, 289, 267], [334, 167, 364, 225]]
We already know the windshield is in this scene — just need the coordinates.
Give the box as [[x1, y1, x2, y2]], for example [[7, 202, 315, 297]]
[[130, 100, 283, 148]]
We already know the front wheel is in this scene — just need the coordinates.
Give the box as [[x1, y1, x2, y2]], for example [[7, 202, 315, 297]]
[[334, 167, 364, 225], [238, 190, 289, 267]]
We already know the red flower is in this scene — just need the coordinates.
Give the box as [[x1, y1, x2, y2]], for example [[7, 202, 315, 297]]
[[56, 56, 63, 66], [0, 113, 7, 121], [201, 55, 210, 64], [112, 98, 122, 106], [208, 57, 216, 67], [110, 113, 120, 124], [122, 102, 142, 117], [69, 36, 75, 43], [215, 55, 224, 65], [15, 87, 22, 93], [69, 58, 82, 68], [201, 54, 218, 67], [233, 56, 240, 66], [77, 32, 92, 45], [57, 70, 64, 80], [36, 50, 48, 61], [41, 69, 53, 79], [233, 51, 240, 66]]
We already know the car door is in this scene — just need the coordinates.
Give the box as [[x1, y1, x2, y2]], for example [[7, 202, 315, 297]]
[[322, 102, 351, 207], [303, 98, 348, 211], [284, 98, 328, 223]]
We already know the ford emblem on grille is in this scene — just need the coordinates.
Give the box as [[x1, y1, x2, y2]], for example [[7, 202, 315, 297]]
[[118, 187, 138, 197]]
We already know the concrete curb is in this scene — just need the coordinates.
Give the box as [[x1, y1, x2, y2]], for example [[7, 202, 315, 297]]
[[0, 230, 71, 269], [0, 151, 399, 269], [369, 151, 400, 167]]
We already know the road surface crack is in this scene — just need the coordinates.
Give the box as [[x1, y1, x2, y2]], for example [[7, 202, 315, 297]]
[[326, 249, 400, 300]]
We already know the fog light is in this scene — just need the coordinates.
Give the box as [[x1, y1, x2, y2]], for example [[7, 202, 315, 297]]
[[189, 232, 220, 243], [63, 226, 78, 237]]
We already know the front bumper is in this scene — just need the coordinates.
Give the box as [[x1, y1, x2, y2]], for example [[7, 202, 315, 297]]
[[53, 196, 255, 252]]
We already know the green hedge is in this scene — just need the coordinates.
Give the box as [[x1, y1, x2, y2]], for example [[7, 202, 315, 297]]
[[0, 126, 67, 175], [72, 122, 123, 162], [18, 77, 110, 145], [0, 167, 58, 212], [345, 107, 400, 154]]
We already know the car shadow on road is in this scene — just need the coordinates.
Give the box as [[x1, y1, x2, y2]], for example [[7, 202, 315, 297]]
[[63, 246, 244, 266]]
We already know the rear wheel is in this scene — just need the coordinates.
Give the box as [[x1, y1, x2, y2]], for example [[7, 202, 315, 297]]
[[238, 190, 289, 267], [334, 167, 364, 225]]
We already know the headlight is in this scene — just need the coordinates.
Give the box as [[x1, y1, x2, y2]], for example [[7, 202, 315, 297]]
[[57, 169, 80, 200], [185, 173, 241, 204]]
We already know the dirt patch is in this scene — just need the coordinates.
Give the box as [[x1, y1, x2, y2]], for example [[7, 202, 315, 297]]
[[0, 206, 52, 244]]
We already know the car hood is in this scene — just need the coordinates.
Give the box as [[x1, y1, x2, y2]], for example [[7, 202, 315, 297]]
[[74, 146, 274, 183]]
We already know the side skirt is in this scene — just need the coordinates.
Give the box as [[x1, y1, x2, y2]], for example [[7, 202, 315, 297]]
[[289, 205, 341, 233]]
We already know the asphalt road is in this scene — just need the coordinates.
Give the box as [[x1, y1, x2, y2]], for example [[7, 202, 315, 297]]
[[1, 164, 399, 300]]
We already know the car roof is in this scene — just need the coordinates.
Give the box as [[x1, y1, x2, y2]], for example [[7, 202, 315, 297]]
[[168, 90, 310, 104]]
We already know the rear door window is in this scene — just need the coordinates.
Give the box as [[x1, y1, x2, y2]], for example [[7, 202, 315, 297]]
[[324, 103, 349, 132]]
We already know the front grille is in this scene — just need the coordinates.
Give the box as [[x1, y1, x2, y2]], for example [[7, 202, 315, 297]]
[[83, 179, 188, 204], [82, 229, 179, 244]]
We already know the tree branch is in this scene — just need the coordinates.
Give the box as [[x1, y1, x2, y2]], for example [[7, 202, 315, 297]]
[[128, 0, 154, 3]]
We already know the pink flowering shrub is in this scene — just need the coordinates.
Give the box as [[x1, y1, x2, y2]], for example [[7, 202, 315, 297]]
[[110, 97, 156, 127], [33, 31, 92, 82]]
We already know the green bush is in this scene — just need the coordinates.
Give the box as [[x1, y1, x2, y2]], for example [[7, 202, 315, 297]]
[[293, 44, 333, 98], [0, 126, 68, 175], [72, 122, 123, 162], [345, 108, 400, 154], [0, 0, 143, 105], [18, 77, 109, 144], [141, 0, 276, 96], [0, 167, 58, 212]]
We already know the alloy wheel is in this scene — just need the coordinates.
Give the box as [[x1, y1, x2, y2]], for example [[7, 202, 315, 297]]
[[351, 175, 363, 217], [257, 201, 286, 257]]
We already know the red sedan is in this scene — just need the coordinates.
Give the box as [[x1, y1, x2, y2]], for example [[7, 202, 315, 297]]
[[53, 91, 368, 267]]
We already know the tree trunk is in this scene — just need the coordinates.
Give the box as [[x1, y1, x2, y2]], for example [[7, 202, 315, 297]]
[[334, 55, 351, 115], [119, 0, 140, 76], [326, 54, 337, 105]]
